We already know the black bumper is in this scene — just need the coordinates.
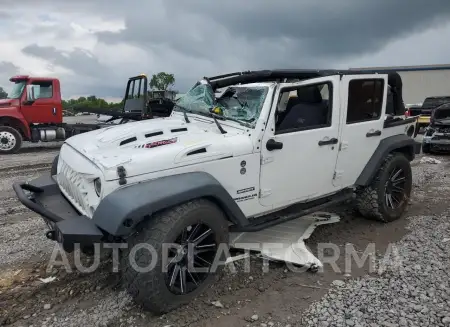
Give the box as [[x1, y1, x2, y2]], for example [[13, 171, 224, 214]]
[[13, 173, 104, 252]]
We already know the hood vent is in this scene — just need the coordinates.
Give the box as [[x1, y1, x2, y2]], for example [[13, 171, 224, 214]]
[[187, 148, 207, 156], [171, 128, 188, 133], [145, 131, 163, 138], [114, 126, 188, 147], [120, 137, 137, 146]]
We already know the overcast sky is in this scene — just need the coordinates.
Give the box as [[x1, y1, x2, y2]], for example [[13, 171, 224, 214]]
[[1, 0, 450, 102]]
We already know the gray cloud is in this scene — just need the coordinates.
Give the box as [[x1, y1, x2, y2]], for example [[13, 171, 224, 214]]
[[0, 11, 11, 20], [93, 0, 450, 92], [171, 0, 450, 56], [7, 0, 450, 97], [0, 62, 20, 93], [21, 44, 128, 98], [0, 61, 19, 77], [22, 44, 111, 78]]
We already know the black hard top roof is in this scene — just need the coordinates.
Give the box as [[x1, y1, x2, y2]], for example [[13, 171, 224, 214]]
[[206, 69, 400, 89]]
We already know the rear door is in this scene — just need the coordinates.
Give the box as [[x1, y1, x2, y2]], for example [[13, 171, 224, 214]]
[[333, 74, 387, 188]]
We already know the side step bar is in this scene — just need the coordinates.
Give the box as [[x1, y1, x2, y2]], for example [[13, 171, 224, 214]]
[[230, 190, 353, 233]]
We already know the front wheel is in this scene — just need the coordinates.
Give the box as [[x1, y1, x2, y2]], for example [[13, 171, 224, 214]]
[[355, 153, 412, 222], [120, 199, 229, 314], [0, 126, 22, 154]]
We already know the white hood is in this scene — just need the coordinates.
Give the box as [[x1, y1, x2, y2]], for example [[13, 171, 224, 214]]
[[65, 116, 254, 181]]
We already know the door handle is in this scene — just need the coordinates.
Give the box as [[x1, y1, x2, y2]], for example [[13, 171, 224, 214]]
[[318, 137, 338, 146], [366, 130, 381, 137], [266, 139, 283, 151]]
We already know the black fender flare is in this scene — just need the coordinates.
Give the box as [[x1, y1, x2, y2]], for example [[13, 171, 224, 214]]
[[355, 134, 419, 186], [51, 154, 59, 176], [92, 171, 249, 237]]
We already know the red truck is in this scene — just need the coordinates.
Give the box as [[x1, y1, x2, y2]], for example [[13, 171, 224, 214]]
[[0, 74, 175, 154]]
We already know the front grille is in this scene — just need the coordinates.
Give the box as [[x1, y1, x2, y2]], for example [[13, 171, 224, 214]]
[[57, 159, 89, 216], [437, 127, 450, 134]]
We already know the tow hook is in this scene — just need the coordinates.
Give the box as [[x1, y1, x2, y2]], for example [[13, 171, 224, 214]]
[[46, 230, 56, 241]]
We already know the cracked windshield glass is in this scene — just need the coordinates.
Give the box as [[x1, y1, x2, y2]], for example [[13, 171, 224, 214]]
[[175, 82, 268, 126]]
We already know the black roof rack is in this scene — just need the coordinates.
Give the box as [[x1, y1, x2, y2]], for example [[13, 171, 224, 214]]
[[206, 69, 399, 89]]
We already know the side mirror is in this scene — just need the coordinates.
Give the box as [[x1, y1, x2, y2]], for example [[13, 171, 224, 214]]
[[26, 85, 40, 102]]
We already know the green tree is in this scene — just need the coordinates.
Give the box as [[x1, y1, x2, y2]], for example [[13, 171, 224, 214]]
[[149, 72, 175, 90], [61, 95, 123, 115], [0, 86, 7, 99]]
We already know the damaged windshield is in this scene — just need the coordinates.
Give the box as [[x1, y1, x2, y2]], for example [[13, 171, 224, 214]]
[[175, 82, 268, 127]]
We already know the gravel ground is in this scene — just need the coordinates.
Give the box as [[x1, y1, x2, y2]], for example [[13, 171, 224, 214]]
[[1, 140, 449, 327], [299, 156, 450, 327]]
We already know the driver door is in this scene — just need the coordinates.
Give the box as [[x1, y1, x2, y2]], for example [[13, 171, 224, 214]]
[[20, 80, 61, 124], [259, 76, 342, 208]]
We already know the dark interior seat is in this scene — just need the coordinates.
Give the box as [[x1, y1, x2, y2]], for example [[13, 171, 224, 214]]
[[277, 86, 328, 130]]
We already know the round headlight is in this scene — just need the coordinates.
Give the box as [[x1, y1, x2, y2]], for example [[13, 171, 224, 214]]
[[94, 178, 102, 197]]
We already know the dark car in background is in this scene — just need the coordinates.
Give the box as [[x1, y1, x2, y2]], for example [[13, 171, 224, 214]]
[[422, 103, 450, 153], [407, 96, 450, 131]]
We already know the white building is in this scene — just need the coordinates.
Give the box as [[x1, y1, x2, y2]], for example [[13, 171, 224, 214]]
[[350, 64, 450, 105]]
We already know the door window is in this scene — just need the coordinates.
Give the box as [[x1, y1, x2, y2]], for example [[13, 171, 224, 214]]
[[31, 81, 53, 99], [347, 79, 384, 124], [275, 82, 332, 134]]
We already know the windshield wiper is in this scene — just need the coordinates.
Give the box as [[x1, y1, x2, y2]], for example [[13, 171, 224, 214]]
[[222, 116, 253, 128], [173, 105, 190, 123], [208, 112, 227, 134]]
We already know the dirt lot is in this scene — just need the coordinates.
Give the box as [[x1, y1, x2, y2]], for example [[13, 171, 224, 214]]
[[1, 139, 449, 327]]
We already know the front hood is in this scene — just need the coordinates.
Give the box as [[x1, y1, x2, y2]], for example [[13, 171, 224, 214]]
[[432, 118, 450, 127], [65, 117, 254, 180]]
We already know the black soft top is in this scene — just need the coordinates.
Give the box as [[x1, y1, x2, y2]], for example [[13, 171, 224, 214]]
[[206, 69, 401, 88], [205, 69, 405, 115]]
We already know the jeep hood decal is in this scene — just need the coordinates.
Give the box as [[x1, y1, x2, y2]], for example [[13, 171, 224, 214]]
[[65, 117, 253, 180]]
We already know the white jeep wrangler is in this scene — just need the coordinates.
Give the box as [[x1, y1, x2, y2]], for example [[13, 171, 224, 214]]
[[14, 69, 420, 314]]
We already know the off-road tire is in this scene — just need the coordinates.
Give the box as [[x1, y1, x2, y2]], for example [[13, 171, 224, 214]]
[[0, 126, 22, 154], [120, 199, 229, 314], [355, 153, 412, 222], [51, 154, 59, 175], [422, 143, 431, 154]]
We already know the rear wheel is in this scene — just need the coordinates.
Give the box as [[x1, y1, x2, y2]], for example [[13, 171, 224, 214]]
[[120, 199, 229, 314], [355, 153, 412, 222], [0, 126, 22, 154]]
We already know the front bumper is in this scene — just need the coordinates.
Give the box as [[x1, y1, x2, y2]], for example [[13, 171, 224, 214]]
[[423, 135, 450, 152], [13, 173, 104, 252]]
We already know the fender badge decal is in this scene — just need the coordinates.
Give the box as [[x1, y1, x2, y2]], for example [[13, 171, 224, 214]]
[[143, 137, 178, 148]]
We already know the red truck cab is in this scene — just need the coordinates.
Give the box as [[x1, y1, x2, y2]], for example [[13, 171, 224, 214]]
[[0, 75, 64, 154]]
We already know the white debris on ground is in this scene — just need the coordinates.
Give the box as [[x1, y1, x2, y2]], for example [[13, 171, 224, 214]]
[[420, 156, 442, 164]]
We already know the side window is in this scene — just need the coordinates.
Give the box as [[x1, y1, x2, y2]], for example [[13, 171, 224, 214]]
[[31, 81, 53, 99], [347, 79, 384, 124], [126, 78, 145, 99], [275, 82, 332, 134]]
